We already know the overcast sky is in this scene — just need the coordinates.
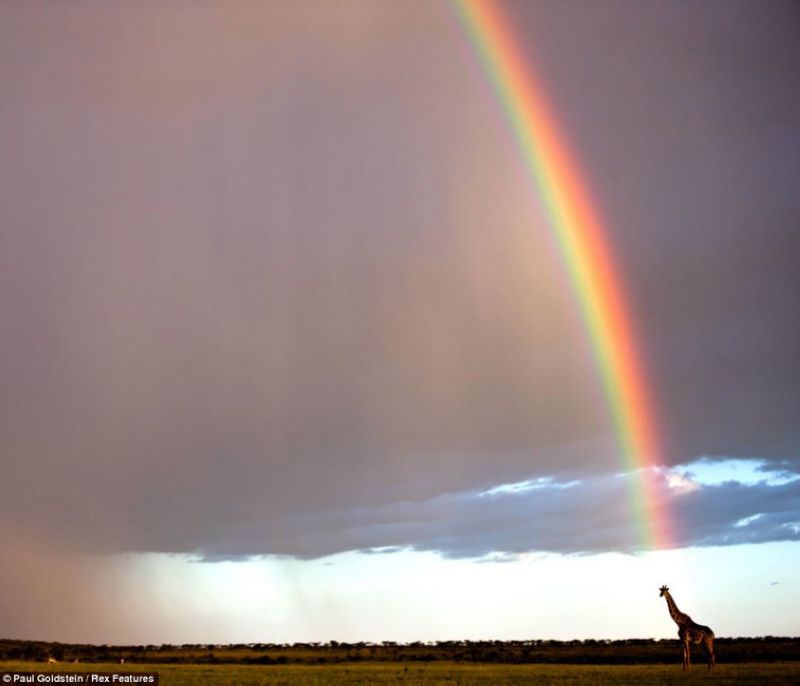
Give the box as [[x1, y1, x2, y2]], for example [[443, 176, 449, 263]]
[[1, 0, 798, 643]]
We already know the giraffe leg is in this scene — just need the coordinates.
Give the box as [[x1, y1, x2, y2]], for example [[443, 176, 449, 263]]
[[682, 641, 689, 671], [706, 638, 716, 671]]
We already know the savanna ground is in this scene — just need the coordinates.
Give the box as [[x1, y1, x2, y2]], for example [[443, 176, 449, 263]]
[[3, 639, 799, 684], [3, 660, 800, 684]]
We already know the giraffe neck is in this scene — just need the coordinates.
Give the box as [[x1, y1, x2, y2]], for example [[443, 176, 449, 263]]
[[664, 592, 690, 626]]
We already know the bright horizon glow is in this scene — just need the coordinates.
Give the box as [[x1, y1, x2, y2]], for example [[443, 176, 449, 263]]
[[48, 541, 797, 646]]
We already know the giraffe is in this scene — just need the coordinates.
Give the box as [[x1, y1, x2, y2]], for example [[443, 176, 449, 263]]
[[659, 585, 715, 671]]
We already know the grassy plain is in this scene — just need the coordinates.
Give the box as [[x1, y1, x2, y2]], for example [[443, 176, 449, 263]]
[[3, 661, 800, 685]]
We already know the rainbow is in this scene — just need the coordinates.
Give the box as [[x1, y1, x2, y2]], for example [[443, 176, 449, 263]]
[[451, 0, 669, 549]]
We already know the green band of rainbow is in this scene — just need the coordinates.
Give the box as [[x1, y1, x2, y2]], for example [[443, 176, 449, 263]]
[[451, 0, 668, 549]]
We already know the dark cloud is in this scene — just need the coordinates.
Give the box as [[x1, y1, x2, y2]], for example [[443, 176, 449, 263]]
[[200, 460, 800, 561], [0, 0, 797, 575], [673, 481, 800, 549], [185, 458, 799, 560]]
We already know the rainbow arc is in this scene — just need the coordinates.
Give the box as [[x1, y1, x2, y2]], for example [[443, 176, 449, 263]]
[[452, 0, 669, 549]]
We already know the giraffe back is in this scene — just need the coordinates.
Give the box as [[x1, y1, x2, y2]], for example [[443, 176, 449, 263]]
[[681, 621, 714, 644]]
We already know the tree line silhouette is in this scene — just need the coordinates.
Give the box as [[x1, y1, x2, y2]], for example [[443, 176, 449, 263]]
[[2, 636, 799, 665]]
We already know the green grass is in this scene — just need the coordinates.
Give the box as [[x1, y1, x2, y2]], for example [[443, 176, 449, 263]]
[[3, 661, 800, 685]]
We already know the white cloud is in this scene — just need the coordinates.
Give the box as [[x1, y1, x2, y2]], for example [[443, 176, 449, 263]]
[[673, 457, 800, 487], [480, 476, 580, 496], [663, 469, 701, 495], [734, 513, 764, 528]]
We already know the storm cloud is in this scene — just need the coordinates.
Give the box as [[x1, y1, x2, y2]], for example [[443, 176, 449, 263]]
[[1, 0, 798, 571]]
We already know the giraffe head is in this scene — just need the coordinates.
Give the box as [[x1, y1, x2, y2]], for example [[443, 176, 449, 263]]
[[659, 585, 669, 597]]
